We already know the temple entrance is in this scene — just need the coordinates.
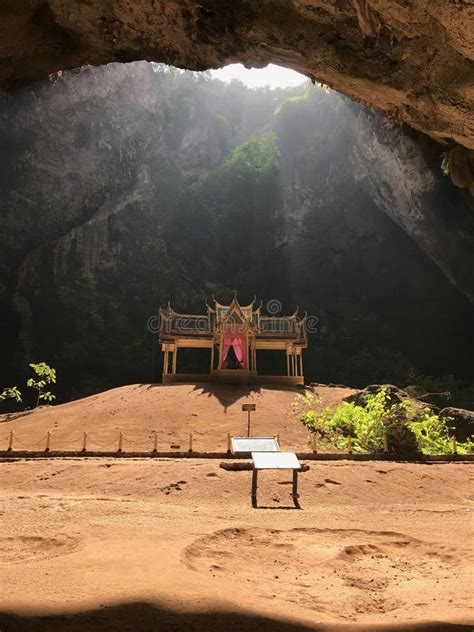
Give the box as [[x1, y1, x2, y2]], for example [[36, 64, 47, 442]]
[[221, 332, 248, 370]]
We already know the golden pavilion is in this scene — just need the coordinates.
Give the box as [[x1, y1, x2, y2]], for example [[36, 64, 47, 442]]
[[159, 295, 307, 385]]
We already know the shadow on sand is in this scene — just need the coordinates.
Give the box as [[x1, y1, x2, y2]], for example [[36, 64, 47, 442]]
[[0, 409, 35, 423], [143, 381, 305, 411], [0, 601, 470, 632]]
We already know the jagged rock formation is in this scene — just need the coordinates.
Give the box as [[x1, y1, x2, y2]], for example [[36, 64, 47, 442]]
[[1, 62, 473, 401], [352, 109, 474, 303], [0, 1, 473, 152]]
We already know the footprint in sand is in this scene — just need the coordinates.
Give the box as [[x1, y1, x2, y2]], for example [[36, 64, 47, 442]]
[[181, 526, 465, 617], [161, 480, 188, 495], [0, 534, 81, 564]]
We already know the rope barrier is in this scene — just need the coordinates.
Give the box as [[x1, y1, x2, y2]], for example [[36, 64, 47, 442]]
[[86, 435, 121, 449], [12, 435, 49, 449], [121, 435, 154, 446], [56, 434, 84, 444]]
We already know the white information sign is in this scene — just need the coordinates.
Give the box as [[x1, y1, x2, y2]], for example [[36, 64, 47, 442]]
[[251, 451, 301, 470], [231, 437, 280, 453]]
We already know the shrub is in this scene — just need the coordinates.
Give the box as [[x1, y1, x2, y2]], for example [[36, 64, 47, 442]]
[[407, 409, 472, 455], [296, 387, 472, 455]]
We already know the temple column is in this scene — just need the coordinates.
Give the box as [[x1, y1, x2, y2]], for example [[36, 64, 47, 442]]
[[292, 353, 297, 376], [210, 345, 215, 372], [299, 353, 303, 378], [253, 348, 257, 374], [172, 346, 178, 374], [163, 349, 169, 375], [286, 351, 290, 376]]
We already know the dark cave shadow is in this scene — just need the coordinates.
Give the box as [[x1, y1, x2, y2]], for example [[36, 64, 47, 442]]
[[0, 601, 470, 632]]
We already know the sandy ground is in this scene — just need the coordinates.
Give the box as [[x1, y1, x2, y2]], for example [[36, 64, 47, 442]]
[[0, 384, 355, 453], [0, 456, 472, 631]]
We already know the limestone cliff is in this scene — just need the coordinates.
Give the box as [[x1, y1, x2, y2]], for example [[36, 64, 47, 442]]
[[0, 62, 472, 397]]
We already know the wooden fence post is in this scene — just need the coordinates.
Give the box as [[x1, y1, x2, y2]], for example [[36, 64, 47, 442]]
[[347, 436, 352, 455], [82, 432, 87, 452], [153, 431, 158, 453], [7, 431, 14, 452], [383, 434, 388, 453], [45, 431, 51, 452], [452, 436, 457, 454], [312, 434, 317, 454], [227, 433, 232, 454], [189, 432, 193, 453], [118, 432, 123, 453]]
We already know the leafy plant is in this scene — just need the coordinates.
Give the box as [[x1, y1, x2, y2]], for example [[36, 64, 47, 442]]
[[296, 387, 472, 455], [27, 362, 56, 407], [0, 386, 22, 404], [440, 151, 451, 176], [407, 409, 472, 455]]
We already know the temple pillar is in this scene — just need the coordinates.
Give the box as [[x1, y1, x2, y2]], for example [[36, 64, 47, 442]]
[[286, 351, 290, 376], [253, 348, 257, 373], [172, 346, 177, 374], [210, 345, 215, 372], [299, 353, 303, 378], [163, 349, 169, 375]]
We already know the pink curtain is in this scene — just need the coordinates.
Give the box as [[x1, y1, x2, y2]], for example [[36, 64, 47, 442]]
[[221, 334, 248, 368], [233, 338, 243, 362], [222, 336, 232, 366]]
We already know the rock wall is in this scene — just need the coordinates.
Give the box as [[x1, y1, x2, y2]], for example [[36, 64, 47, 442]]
[[0, 62, 473, 397]]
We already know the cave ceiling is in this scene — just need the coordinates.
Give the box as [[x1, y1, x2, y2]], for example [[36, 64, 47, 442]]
[[0, 1, 473, 151]]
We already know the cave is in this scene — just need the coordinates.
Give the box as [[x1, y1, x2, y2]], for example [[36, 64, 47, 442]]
[[0, 2, 473, 405], [0, 60, 473, 406], [0, 7, 473, 629]]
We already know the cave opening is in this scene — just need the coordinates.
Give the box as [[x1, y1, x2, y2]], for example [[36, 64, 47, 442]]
[[0, 60, 473, 407]]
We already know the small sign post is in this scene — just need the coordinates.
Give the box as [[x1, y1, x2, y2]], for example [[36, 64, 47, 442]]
[[242, 403, 256, 437]]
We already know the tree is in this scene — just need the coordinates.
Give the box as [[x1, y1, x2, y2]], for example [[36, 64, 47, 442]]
[[27, 362, 56, 407]]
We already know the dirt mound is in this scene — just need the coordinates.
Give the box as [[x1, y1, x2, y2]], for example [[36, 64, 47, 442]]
[[0, 383, 355, 453]]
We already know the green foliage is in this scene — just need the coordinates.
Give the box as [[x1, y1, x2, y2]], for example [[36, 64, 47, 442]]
[[440, 151, 450, 176], [273, 94, 309, 118], [297, 387, 472, 455], [407, 410, 472, 455], [27, 362, 56, 407], [0, 386, 22, 404], [224, 131, 280, 175]]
